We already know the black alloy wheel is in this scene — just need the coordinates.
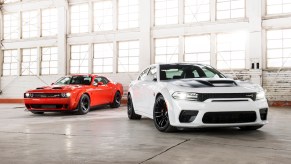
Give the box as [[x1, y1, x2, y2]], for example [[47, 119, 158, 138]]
[[127, 94, 141, 120], [110, 91, 121, 108], [77, 94, 90, 115], [153, 95, 176, 132]]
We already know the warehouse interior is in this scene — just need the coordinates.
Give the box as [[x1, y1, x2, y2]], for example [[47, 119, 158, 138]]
[[0, 0, 291, 163]]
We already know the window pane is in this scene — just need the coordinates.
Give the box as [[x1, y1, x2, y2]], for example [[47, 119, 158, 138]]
[[3, 50, 18, 76], [185, 35, 210, 64], [70, 4, 89, 33], [155, 0, 178, 26], [3, 13, 19, 39], [42, 8, 58, 36], [118, 41, 139, 72], [93, 43, 113, 73], [217, 0, 245, 20], [118, 0, 139, 29], [184, 0, 210, 23], [41, 47, 58, 75], [94, 1, 113, 31], [267, 0, 291, 15], [70, 45, 89, 74], [22, 11, 38, 38], [21, 48, 37, 75], [155, 38, 179, 64]]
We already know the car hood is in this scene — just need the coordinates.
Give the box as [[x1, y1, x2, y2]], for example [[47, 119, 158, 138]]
[[27, 85, 84, 93], [164, 78, 262, 94]]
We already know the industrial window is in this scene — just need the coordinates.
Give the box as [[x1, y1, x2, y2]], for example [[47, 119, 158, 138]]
[[216, 0, 245, 19], [267, 0, 291, 15], [3, 0, 19, 3], [267, 29, 291, 68], [216, 32, 246, 69], [118, 0, 139, 29], [70, 4, 89, 33], [184, 0, 210, 23], [3, 50, 18, 76], [118, 41, 139, 72], [42, 8, 58, 36], [22, 10, 38, 38], [93, 43, 113, 73], [41, 47, 58, 75], [21, 48, 37, 75], [94, 0, 113, 31], [3, 13, 19, 40], [155, 38, 179, 64], [184, 35, 211, 64], [70, 45, 89, 74], [155, 0, 178, 26]]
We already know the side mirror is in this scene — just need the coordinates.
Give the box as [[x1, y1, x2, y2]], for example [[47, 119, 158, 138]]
[[97, 82, 104, 86], [153, 78, 157, 82], [51, 83, 54, 85]]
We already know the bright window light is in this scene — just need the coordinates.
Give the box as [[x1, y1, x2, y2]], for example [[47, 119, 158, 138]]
[[94, 0, 113, 31], [155, 0, 178, 26], [216, 32, 247, 69], [118, 41, 139, 72], [3, 13, 19, 40], [184, 0, 210, 23], [155, 38, 179, 64], [70, 45, 89, 74], [70, 4, 89, 33], [3, 0, 19, 3], [267, 29, 291, 68], [267, 0, 291, 15], [21, 48, 37, 75], [22, 10, 38, 38], [3, 50, 18, 76], [118, 0, 139, 29], [185, 35, 211, 64], [41, 47, 58, 75], [216, 0, 245, 19], [42, 8, 58, 36], [93, 43, 113, 73]]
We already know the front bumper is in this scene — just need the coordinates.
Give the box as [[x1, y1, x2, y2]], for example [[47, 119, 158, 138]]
[[168, 98, 269, 128], [24, 98, 78, 111]]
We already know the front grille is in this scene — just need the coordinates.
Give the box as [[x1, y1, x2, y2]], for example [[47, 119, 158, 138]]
[[31, 93, 62, 98], [30, 104, 64, 109], [202, 111, 257, 124], [198, 93, 256, 102]]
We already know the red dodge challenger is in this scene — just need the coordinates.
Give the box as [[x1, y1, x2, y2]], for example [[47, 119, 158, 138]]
[[24, 74, 123, 115]]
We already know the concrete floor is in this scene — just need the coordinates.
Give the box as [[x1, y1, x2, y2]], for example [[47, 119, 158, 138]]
[[0, 104, 291, 164]]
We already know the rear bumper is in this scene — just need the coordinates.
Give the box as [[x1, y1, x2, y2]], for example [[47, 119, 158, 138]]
[[24, 98, 78, 111], [168, 98, 269, 128]]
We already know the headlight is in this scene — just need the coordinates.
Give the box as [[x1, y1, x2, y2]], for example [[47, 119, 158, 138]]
[[172, 92, 198, 101], [256, 91, 266, 100], [61, 93, 71, 98], [24, 93, 32, 98]]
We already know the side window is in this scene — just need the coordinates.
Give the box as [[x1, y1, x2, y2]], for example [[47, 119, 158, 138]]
[[94, 77, 109, 85], [146, 67, 157, 81], [138, 68, 149, 81]]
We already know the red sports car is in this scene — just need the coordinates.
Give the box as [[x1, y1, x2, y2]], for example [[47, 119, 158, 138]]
[[24, 74, 123, 115]]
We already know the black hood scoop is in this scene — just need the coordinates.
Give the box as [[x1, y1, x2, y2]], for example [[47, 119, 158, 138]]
[[171, 79, 237, 88], [52, 87, 63, 89]]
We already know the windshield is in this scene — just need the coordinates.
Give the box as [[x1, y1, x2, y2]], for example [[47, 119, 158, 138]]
[[54, 76, 92, 85], [159, 64, 225, 81]]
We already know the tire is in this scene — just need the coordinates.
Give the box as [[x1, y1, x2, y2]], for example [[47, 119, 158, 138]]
[[239, 125, 263, 131], [31, 111, 44, 114], [127, 94, 141, 120], [153, 95, 176, 132], [110, 91, 121, 108], [76, 94, 90, 115]]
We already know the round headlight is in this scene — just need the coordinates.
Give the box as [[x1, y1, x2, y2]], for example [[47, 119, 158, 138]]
[[256, 91, 266, 100], [172, 92, 198, 101], [66, 93, 71, 97], [61, 93, 71, 98], [25, 93, 30, 98]]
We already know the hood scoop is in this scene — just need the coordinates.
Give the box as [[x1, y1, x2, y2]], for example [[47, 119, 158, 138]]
[[52, 87, 63, 89], [36, 87, 45, 89], [196, 80, 237, 87]]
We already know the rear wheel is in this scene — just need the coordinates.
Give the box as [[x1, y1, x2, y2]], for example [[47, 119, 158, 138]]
[[31, 111, 44, 115], [110, 91, 121, 108], [239, 125, 263, 130], [153, 95, 176, 132], [76, 94, 90, 115], [127, 94, 141, 120]]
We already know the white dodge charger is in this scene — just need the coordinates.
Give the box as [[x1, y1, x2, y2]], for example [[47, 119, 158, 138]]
[[127, 63, 268, 132]]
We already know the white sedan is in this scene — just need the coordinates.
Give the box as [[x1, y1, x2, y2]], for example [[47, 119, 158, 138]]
[[127, 63, 268, 132]]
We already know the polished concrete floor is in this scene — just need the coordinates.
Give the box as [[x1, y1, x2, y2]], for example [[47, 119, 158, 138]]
[[0, 104, 291, 164]]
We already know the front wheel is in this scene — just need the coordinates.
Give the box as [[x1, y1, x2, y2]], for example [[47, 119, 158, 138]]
[[76, 94, 90, 115], [127, 94, 141, 120], [110, 91, 121, 108], [153, 95, 176, 132], [239, 125, 263, 130]]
